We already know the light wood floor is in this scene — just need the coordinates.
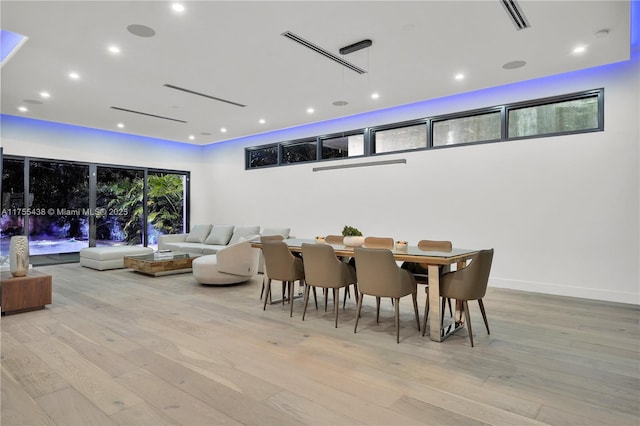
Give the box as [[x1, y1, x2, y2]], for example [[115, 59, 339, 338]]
[[2, 263, 638, 426]]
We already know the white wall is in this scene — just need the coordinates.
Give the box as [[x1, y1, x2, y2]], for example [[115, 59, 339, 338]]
[[201, 56, 639, 305]]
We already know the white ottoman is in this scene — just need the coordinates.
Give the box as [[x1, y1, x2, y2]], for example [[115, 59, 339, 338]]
[[80, 246, 154, 271], [192, 241, 259, 285]]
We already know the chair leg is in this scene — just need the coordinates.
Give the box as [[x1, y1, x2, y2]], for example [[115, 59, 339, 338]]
[[375, 297, 381, 323], [313, 287, 318, 310], [440, 297, 446, 330], [422, 287, 430, 336], [289, 280, 295, 317], [324, 288, 329, 312], [263, 278, 271, 310], [334, 288, 339, 328], [478, 299, 490, 334], [463, 300, 474, 347], [302, 284, 310, 321], [395, 297, 400, 344], [260, 275, 265, 300], [412, 292, 420, 331], [354, 294, 364, 333], [447, 298, 453, 317]]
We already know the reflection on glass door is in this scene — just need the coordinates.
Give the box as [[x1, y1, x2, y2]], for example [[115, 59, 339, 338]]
[[96, 167, 144, 246], [28, 160, 90, 254], [1, 158, 26, 259], [146, 171, 186, 248]]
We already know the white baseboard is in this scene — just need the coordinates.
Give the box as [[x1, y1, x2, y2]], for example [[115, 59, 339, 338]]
[[489, 277, 639, 306]]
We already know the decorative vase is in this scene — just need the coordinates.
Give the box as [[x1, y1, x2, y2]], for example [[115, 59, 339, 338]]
[[343, 236, 365, 247], [9, 236, 29, 277]]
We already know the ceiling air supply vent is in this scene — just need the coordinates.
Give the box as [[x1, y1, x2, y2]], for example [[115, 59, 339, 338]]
[[110, 106, 187, 123], [163, 84, 246, 108], [281, 31, 367, 74], [501, 0, 530, 30]]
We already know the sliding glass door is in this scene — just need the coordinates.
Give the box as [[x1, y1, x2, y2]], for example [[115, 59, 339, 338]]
[[28, 160, 90, 254], [1, 156, 189, 259], [96, 166, 145, 247]]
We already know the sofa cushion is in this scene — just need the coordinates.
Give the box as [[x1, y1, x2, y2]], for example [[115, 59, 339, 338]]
[[185, 224, 212, 243], [229, 225, 260, 244], [204, 224, 234, 245], [262, 227, 291, 239]]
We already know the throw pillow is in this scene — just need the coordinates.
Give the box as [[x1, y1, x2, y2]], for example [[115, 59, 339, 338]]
[[229, 225, 260, 244], [204, 224, 234, 245], [185, 224, 212, 243]]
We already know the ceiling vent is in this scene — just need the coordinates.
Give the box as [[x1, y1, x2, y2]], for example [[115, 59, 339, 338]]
[[501, 0, 530, 30], [281, 31, 367, 74], [163, 84, 246, 107], [110, 106, 187, 123]]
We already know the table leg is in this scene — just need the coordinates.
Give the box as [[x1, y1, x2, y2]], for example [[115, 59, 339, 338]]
[[427, 265, 443, 342]]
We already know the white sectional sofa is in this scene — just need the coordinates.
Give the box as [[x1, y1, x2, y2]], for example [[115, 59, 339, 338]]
[[158, 225, 291, 275], [158, 224, 290, 254]]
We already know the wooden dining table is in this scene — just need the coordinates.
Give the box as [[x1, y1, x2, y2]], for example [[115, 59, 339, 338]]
[[253, 238, 479, 342]]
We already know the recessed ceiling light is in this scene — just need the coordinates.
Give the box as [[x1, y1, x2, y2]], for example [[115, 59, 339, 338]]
[[17, 106, 28, 112], [188, 135, 195, 140], [117, 123, 124, 128], [39, 91, 50, 98], [172, 3, 185, 12], [454, 73, 465, 80], [332, 100, 348, 106], [307, 107, 315, 114], [220, 127, 227, 133], [370, 93, 380, 100], [259, 119, 266, 124], [108, 45, 121, 54], [572, 45, 587, 55], [69, 72, 80, 80]]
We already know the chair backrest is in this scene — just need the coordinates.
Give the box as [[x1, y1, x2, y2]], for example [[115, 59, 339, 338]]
[[301, 243, 354, 288], [364, 236, 394, 249], [324, 235, 343, 245], [417, 239, 452, 252], [440, 249, 494, 301], [217, 241, 260, 276], [261, 241, 304, 281], [354, 247, 416, 298], [260, 235, 284, 243]]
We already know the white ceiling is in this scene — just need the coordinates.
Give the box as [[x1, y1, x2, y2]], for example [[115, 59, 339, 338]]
[[0, 1, 631, 146]]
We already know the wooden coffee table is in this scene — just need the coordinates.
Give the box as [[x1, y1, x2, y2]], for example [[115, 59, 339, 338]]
[[123, 251, 199, 276], [1, 270, 53, 315]]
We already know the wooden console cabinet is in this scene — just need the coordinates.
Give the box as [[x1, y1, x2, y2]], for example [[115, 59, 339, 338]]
[[1, 270, 52, 315]]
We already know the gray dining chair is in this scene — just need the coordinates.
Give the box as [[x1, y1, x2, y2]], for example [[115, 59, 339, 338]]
[[353, 247, 420, 343], [437, 248, 494, 347], [259, 235, 284, 301], [301, 243, 357, 327], [401, 239, 454, 330], [261, 241, 306, 317]]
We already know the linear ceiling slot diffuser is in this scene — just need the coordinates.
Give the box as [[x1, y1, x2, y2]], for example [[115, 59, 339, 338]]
[[163, 84, 246, 107], [501, 0, 530, 30], [281, 31, 367, 74], [110, 106, 187, 123]]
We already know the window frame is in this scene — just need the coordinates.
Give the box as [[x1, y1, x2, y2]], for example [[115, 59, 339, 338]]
[[505, 89, 604, 141], [369, 118, 429, 155]]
